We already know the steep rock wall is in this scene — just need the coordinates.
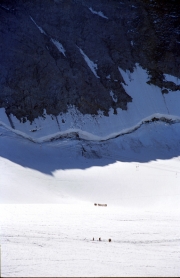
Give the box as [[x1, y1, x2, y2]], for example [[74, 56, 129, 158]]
[[0, 0, 179, 124]]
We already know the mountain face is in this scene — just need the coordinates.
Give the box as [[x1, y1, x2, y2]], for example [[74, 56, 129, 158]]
[[0, 0, 179, 125]]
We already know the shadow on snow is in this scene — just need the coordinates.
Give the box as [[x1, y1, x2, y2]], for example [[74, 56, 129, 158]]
[[0, 121, 180, 176]]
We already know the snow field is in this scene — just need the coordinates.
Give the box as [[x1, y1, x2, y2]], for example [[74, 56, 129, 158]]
[[1, 204, 180, 277]]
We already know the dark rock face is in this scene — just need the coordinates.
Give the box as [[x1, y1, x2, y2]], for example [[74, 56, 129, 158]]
[[0, 0, 179, 122]]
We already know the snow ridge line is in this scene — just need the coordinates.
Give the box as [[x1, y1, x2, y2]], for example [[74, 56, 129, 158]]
[[0, 113, 180, 143]]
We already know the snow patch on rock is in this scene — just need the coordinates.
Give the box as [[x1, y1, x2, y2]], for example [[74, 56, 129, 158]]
[[51, 38, 66, 57], [78, 47, 100, 78], [30, 16, 46, 35], [163, 74, 180, 85], [110, 91, 117, 102], [89, 7, 108, 19]]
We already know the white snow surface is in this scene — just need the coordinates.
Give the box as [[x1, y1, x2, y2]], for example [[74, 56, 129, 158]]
[[0, 64, 180, 141], [51, 38, 66, 57], [1, 204, 180, 277], [89, 7, 108, 19]]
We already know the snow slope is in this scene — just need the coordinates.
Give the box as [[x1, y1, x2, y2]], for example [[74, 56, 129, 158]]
[[1, 120, 180, 207]]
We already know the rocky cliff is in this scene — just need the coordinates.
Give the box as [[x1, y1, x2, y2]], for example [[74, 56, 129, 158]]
[[0, 0, 179, 123]]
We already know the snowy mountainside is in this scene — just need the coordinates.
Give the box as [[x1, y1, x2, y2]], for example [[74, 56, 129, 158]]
[[0, 0, 180, 133], [1, 3, 180, 274], [0, 64, 180, 140]]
